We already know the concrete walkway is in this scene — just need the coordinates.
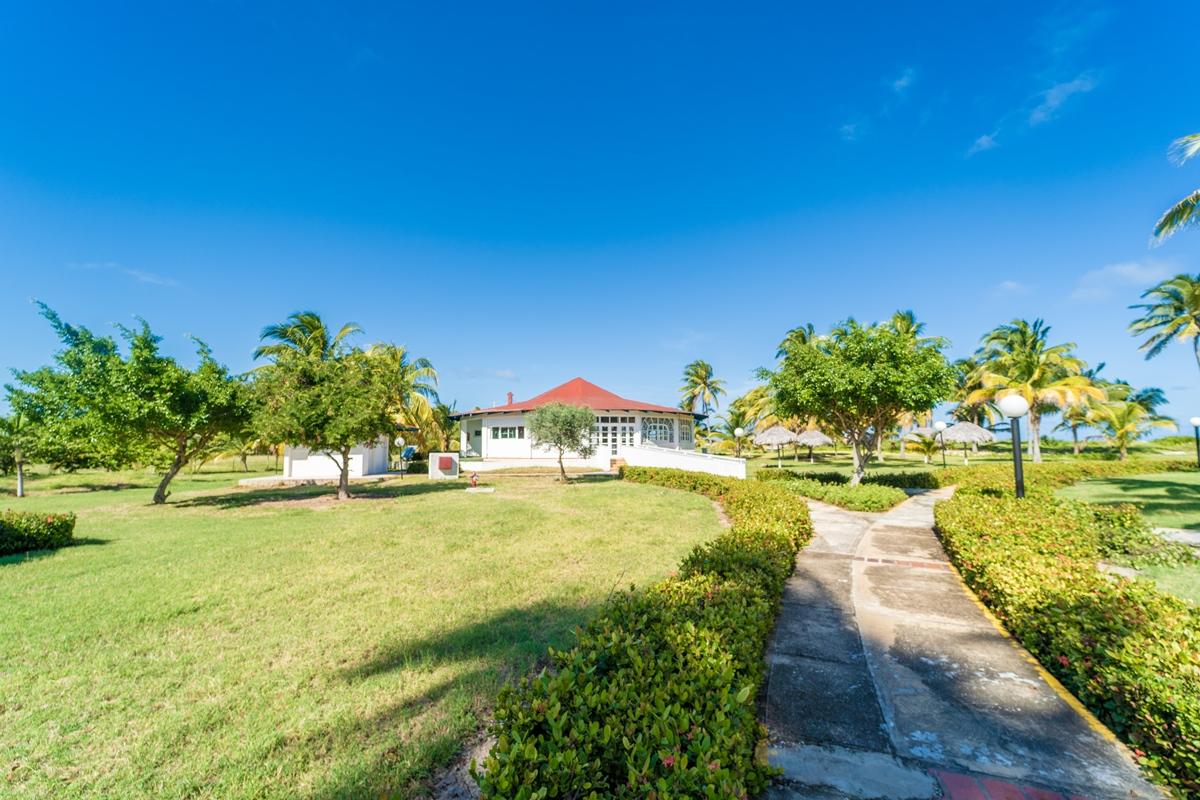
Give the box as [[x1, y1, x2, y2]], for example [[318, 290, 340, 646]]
[[762, 490, 1162, 800]]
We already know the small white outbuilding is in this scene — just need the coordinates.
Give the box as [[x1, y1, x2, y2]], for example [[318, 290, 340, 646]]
[[282, 437, 390, 479]]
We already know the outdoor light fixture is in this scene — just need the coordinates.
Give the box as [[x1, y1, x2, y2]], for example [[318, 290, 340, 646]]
[[933, 420, 948, 468], [1191, 416, 1200, 468], [998, 395, 1030, 499], [734, 427, 745, 438]]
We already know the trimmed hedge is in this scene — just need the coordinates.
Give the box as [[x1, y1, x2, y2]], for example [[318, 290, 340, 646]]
[[0, 510, 77, 556], [755, 470, 908, 511], [935, 485, 1200, 793], [474, 466, 812, 799]]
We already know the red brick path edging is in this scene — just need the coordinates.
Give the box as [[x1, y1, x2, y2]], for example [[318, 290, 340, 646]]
[[934, 769, 1091, 800]]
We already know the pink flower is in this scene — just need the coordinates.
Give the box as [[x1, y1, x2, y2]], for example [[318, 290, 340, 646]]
[[708, 760, 719, 771], [1058, 655, 1070, 667], [661, 754, 675, 768]]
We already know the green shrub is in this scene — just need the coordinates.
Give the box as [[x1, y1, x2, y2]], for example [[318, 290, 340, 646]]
[[754, 471, 906, 511], [935, 459, 1196, 497], [935, 492, 1200, 793], [474, 466, 812, 799], [0, 510, 77, 556], [1090, 503, 1198, 568], [862, 471, 940, 490]]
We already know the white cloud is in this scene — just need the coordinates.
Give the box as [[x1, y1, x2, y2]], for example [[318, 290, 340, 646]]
[[1029, 73, 1097, 125], [891, 67, 916, 94], [994, 279, 1030, 295], [966, 133, 999, 157], [71, 261, 183, 289], [839, 121, 862, 142], [1069, 260, 1171, 302]]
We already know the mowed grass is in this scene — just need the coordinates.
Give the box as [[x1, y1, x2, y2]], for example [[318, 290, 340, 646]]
[[1057, 471, 1200, 530], [1058, 471, 1200, 606], [0, 466, 722, 799]]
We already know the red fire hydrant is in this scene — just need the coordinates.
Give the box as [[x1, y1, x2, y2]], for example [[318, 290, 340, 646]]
[[470, 472, 479, 488]]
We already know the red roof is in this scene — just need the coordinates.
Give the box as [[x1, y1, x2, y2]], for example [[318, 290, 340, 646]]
[[453, 377, 700, 418]]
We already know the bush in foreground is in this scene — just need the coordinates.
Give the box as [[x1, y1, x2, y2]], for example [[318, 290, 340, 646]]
[[0, 510, 76, 556], [474, 466, 812, 799], [935, 489, 1200, 794]]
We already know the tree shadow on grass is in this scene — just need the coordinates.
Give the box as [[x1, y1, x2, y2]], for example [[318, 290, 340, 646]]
[[301, 599, 604, 800], [173, 480, 467, 510], [1084, 477, 1200, 529]]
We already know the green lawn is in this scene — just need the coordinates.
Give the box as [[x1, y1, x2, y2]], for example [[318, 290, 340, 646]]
[[1057, 471, 1200, 530], [0, 466, 721, 799], [1058, 471, 1200, 606]]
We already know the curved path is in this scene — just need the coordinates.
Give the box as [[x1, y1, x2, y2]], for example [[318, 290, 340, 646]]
[[762, 490, 1162, 800]]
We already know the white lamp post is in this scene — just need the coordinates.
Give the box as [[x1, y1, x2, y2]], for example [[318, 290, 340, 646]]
[[1190, 417, 1200, 468], [734, 427, 745, 459], [997, 395, 1031, 498], [933, 420, 948, 468]]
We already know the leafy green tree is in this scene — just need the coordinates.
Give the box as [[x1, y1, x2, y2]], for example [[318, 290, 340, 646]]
[[526, 403, 597, 482], [967, 319, 1104, 462], [254, 311, 362, 361], [1129, 274, 1200, 373], [254, 314, 395, 500], [7, 305, 252, 504], [678, 360, 726, 415], [765, 319, 955, 484], [1153, 133, 1200, 240]]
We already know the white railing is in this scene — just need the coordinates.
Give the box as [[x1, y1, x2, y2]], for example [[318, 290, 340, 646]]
[[623, 443, 747, 479]]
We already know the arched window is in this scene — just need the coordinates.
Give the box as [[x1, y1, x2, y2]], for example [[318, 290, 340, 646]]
[[641, 417, 674, 443]]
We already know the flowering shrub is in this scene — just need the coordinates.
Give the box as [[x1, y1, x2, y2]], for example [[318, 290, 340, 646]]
[[0, 510, 76, 556], [473, 466, 812, 799], [935, 489, 1200, 793]]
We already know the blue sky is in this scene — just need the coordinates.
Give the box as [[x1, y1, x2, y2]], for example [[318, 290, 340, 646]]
[[2, 2, 1199, 431]]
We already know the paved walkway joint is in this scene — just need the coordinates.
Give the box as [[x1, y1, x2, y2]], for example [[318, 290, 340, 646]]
[[761, 493, 1162, 800]]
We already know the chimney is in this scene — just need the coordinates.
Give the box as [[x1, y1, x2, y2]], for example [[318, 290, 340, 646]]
[[506, 391, 514, 405]]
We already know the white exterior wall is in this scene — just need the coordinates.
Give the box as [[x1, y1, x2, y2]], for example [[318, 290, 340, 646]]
[[283, 437, 390, 478], [623, 444, 747, 479], [462, 410, 697, 460]]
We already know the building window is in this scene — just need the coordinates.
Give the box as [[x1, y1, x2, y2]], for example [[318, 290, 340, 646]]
[[491, 426, 525, 439], [641, 416, 674, 443], [679, 419, 693, 443]]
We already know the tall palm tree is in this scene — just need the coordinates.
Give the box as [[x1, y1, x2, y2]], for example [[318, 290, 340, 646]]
[[889, 309, 925, 339], [1129, 274, 1200, 373], [1053, 363, 1107, 456], [967, 319, 1105, 462], [776, 324, 817, 359], [734, 385, 777, 430], [679, 360, 726, 415], [254, 311, 362, 361], [1153, 133, 1200, 241], [1088, 400, 1176, 460]]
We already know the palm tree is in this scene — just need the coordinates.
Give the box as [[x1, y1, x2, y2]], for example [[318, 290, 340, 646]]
[[1129, 274, 1200, 373], [967, 319, 1105, 462], [1088, 400, 1176, 460], [0, 412, 29, 497], [715, 406, 754, 458], [889, 309, 925, 339], [368, 344, 440, 447], [734, 385, 777, 430], [1153, 133, 1200, 241], [679, 360, 726, 415], [776, 324, 817, 359], [254, 311, 362, 361], [1053, 363, 1107, 456]]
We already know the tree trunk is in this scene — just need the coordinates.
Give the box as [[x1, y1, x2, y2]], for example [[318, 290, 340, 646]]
[[153, 441, 189, 505], [241, 453, 249, 472], [1028, 410, 1042, 463], [557, 447, 568, 483], [1119, 444, 1128, 461], [16, 460, 25, 498], [337, 447, 352, 500], [1071, 424, 1082, 456], [849, 438, 867, 485]]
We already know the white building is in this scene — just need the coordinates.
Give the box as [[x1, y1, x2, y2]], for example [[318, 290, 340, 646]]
[[453, 377, 746, 478], [282, 438, 390, 479]]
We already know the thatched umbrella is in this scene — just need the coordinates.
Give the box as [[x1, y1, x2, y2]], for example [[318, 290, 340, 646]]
[[940, 421, 995, 465], [754, 425, 801, 469], [794, 429, 833, 462]]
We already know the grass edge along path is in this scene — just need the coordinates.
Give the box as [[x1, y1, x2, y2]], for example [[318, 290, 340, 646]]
[[474, 466, 813, 799], [932, 461, 1200, 796]]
